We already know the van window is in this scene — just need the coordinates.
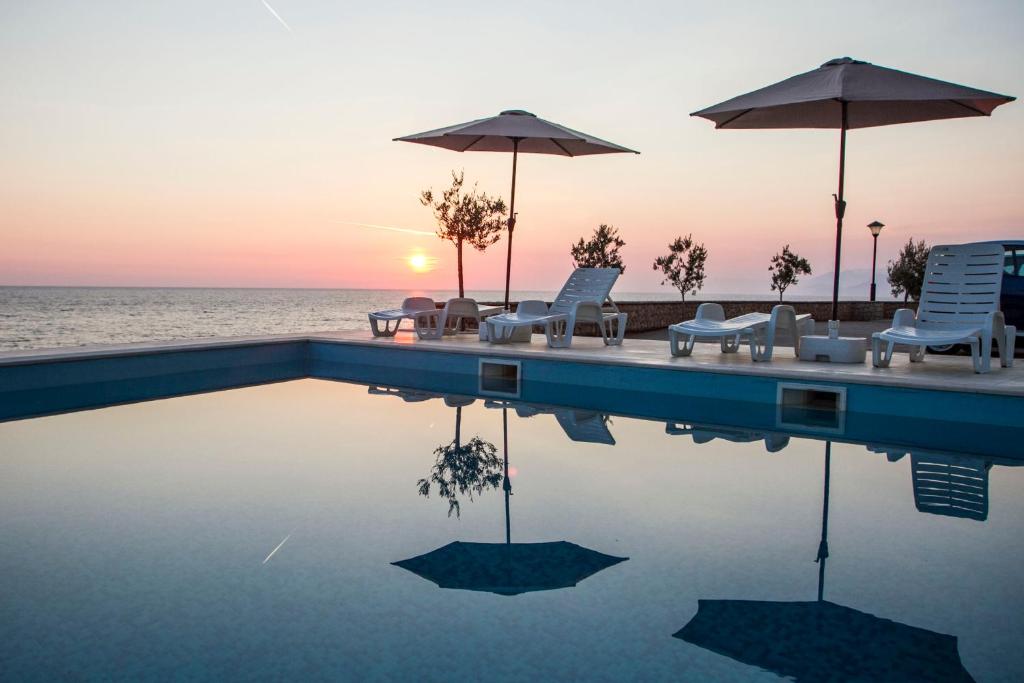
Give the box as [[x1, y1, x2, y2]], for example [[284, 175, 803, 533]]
[[1005, 248, 1024, 277]]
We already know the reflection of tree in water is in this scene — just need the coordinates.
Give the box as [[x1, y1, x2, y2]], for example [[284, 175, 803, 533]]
[[418, 406, 502, 517]]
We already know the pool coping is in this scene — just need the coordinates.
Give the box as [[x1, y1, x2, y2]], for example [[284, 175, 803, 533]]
[[2, 330, 1022, 398]]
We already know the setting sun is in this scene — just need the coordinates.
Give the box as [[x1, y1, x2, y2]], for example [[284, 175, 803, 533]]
[[407, 252, 433, 273]]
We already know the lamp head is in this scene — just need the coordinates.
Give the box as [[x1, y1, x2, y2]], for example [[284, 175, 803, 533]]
[[868, 220, 885, 237]]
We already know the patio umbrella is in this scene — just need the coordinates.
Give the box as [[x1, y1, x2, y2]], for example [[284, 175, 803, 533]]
[[674, 441, 975, 682], [692, 57, 1014, 322], [395, 110, 639, 309], [393, 407, 627, 595]]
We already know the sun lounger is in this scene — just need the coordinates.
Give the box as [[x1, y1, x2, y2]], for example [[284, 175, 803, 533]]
[[668, 303, 812, 361], [872, 242, 1016, 373], [665, 422, 790, 452], [412, 298, 502, 340], [368, 297, 437, 337], [484, 399, 616, 445], [483, 268, 627, 348]]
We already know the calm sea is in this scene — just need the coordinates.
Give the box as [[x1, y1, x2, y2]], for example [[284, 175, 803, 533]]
[[0, 286, 663, 351], [0, 286, 840, 351]]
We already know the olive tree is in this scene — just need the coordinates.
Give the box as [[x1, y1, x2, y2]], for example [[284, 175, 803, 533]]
[[769, 245, 812, 302], [421, 170, 507, 297], [652, 234, 708, 302], [887, 238, 930, 302], [417, 405, 502, 518], [570, 224, 626, 272]]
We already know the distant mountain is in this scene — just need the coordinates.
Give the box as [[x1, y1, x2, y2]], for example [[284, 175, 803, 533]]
[[797, 268, 894, 298]]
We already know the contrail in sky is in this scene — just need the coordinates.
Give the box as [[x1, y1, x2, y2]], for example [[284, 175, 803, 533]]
[[261, 0, 292, 32], [334, 221, 436, 237], [262, 533, 292, 564]]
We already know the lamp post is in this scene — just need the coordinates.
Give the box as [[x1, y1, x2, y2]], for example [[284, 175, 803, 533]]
[[867, 221, 884, 302]]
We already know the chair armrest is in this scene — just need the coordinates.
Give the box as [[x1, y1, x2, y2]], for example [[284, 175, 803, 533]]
[[892, 308, 917, 327]]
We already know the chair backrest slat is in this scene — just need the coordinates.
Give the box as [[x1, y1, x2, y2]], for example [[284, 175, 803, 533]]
[[549, 268, 621, 315], [916, 243, 1004, 330]]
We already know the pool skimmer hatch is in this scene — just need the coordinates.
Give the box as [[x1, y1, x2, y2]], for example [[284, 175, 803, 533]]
[[479, 359, 521, 398], [776, 382, 847, 434]]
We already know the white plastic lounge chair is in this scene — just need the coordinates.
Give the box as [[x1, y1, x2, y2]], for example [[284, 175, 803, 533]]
[[412, 298, 502, 340], [872, 242, 1016, 373], [483, 268, 627, 348], [668, 303, 812, 361], [368, 297, 437, 337], [665, 423, 790, 453]]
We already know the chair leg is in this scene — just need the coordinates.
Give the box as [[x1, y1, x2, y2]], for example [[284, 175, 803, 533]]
[[546, 318, 573, 348], [414, 312, 444, 340], [1001, 326, 1016, 368], [601, 313, 627, 346], [721, 335, 740, 353], [669, 330, 696, 357], [749, 328, 774, 362], [909, 345, 926, 362], [974, 335, 991, 374], [872, 337, 895, 368], [369, 317, 400, 337]]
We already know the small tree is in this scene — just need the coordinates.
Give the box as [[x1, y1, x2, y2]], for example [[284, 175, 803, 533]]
[[652, 235, 708, 302], [769, 245, 812, 302], [421, 170, 507, 297], [887, 238, 930, 302], [417, 406, 502, 518], [570, 224, 626, 272]]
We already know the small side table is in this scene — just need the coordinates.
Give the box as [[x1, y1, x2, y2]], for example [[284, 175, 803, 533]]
[[798, 335, 867, 364]]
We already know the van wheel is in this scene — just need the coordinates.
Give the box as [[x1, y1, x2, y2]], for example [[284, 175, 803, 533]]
[[927, 344, 958, 354]]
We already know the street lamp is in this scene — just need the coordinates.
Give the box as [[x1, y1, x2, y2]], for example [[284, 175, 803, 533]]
[[867, 221, 885, 302]]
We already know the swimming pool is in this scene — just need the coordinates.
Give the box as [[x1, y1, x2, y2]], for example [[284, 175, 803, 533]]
[[1, 374, 1021, 681]]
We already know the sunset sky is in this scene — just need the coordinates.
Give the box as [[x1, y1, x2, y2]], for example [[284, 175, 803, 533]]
[[1, 1, 1021, 294]]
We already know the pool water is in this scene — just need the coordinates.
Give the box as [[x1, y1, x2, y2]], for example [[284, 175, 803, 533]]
[[1, 378, 1022, 681]]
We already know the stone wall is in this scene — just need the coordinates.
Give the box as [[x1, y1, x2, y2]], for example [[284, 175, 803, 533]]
[[479, 299, 908, 334]]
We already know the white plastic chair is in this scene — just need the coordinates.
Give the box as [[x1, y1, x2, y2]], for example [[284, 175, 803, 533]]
[[872, 242, 1016, 373], [368, 297, 437, 337], [484, 268, 627, 348], [413, 298, 502, 340], [668, 303, 812, 361], [665, 422, 790, 453]]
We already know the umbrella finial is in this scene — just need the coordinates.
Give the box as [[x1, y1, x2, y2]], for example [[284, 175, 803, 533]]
[[822, 57, 868, 67], [500, 109, 536, 117]]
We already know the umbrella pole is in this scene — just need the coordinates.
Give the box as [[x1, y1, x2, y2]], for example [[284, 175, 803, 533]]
[[830, 102, 848, 323], [502, 407, 512, 545], [816, 441, 832, 602], [502, 138, 520, 311]]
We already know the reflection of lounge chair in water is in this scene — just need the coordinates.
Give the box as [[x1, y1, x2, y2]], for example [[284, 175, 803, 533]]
[[665, 422, 790, 453], [367, 386, 475, 407], [484, 399, 615, 445], [867, 446, 992, 521]]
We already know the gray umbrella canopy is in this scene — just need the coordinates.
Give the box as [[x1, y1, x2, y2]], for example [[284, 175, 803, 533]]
[[396, 110, 638, 308], [395, 109, 639, 156], [692, 58, 1014, 321]]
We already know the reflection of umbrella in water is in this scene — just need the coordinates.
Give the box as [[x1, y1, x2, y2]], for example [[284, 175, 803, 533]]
[[394, 407, 627, 595], [675, 442, 975, 682]]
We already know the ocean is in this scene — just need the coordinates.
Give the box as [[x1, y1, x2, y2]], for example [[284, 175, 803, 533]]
[[0, 286, 855, 351], [0, 286, 660, 351]]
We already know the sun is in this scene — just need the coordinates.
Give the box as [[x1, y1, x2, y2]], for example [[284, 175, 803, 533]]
[[407, 253, 431, 273]]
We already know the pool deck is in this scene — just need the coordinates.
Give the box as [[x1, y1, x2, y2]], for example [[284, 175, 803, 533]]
[[1, 329, 1021, 397]]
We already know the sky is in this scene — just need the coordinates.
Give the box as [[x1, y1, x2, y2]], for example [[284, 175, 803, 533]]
[[1, 0, 1022, 295]]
